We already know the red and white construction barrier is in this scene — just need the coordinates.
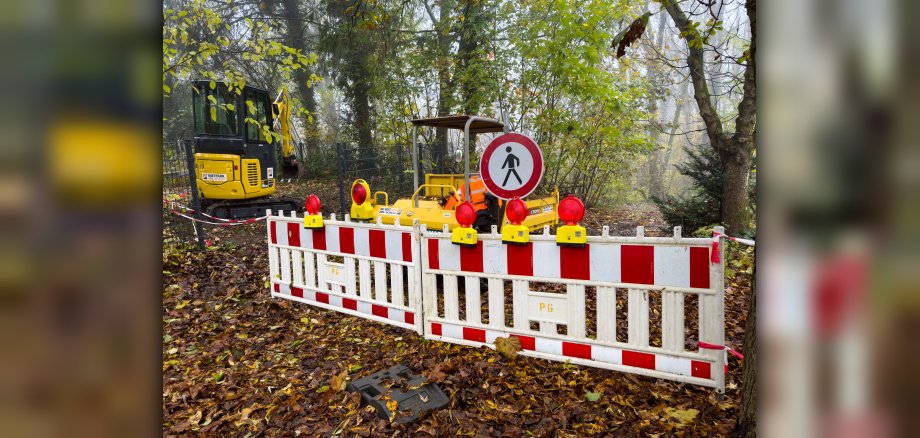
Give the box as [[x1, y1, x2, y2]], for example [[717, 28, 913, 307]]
[[420, 224, 727, 391], [268, 212, 422, 333], [266, 211, 729, 392]]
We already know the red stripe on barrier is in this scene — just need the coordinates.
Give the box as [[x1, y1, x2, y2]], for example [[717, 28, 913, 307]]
[[339, 227, 355, 254], [428, 239, 440, 270], [460, 242, 484, 273], [691, 360, 711, 379], [342, 297, 357, 310], [312, 229, 327, 251], [507, 243, 533, 276], [287, 222, 301, 247], [316, 292, 329, 304], [369, 230, 386, 258], [270, 222, 277, 244], [622, 245, 655, 284], [404, 312, 415, 325], [402, 233, 413, 262], [292, 287, 303, 298], [690, 246, 710, 288], [562, 341, 592, 360], [513, 334, 535, 351], [372, 304, 388, 318], [273, 283, 280, 292], [622, 350, 656, 370], [431, 322, 442, 336], [463, 327, 486, 343], [560, 245, 590, 280]]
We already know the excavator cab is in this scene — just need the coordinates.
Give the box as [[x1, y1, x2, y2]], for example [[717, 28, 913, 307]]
[[190, 81, 300, 218]]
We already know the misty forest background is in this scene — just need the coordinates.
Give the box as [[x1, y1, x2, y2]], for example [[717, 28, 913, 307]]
[[163, 0, 755, 235]]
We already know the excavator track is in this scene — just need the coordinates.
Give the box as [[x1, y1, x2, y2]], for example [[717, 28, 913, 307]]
[[204, 197, 301, 220]]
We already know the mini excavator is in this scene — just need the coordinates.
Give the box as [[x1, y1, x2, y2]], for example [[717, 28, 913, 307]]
[[189, 80, 304, 218]]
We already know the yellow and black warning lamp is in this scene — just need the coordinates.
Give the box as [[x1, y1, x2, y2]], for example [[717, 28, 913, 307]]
[[451, 201, 479, 247], [555, 194, 586, 246], [501, 197, 530, 244], [303, 194, 324, 229], [350, 179, 374, 220]]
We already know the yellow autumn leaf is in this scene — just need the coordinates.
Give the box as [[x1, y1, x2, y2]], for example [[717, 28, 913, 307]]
[[189, 409, 202, 425], [664, 407, 699, 428], [494, 336, 522, 358]]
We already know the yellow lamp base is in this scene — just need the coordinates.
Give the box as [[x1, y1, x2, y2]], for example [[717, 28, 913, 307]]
[[451, 226, 478, 247], [303, 214, 324, 229], [556, 224, 587, 246], [501, 224, 530, 245], [350, 202, 374, 221]]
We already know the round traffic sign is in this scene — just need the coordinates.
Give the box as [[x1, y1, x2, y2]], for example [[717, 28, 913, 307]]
[[479, 132, 544, 199]]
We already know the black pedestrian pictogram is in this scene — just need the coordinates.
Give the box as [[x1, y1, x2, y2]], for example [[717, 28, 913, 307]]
[[501, 146, 523, 186]]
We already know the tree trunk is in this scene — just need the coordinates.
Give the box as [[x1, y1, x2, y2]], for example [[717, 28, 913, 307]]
[[280, 0, 318, 155], [720, 138, 754, 234], [732, 264, 756, 438], [662, 0, 756, 235], [430, 0, 455, 172]]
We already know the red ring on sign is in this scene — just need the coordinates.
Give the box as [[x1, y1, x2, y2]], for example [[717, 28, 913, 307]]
[[479, 132, 544, 199]]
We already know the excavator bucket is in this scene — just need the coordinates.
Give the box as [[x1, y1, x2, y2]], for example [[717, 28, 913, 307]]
[[281, 158, 303, 180]]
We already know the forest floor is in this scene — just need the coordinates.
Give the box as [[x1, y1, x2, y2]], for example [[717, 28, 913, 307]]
[[162, 178, 753, 436]]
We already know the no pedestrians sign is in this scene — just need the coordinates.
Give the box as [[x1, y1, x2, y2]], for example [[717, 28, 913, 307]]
[[479, 132, 544, 200]]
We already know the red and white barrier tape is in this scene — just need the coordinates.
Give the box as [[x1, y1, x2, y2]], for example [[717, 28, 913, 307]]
[[169, 207, 266, 226], [699, 341, 743, 375], [164, 200, 268, 226], [698, 341, 744, 360], [711, 231, 755, 263]]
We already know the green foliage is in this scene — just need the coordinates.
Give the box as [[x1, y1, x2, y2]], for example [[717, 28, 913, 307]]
[[653, 144, 723, 232], [163, 0, 317, 143]]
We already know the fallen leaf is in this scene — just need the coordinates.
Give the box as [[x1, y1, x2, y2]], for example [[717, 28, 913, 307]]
[[665, 407, 699, 428], [188, 410, 202, 425], [494, 336, 522, 358], [585, 391, 601, 402]]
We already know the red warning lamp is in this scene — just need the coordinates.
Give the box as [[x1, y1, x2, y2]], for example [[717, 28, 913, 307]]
[[303, 194, 324, 229], [506, 198, 528, 225], [557, 195, 585, 226], [351, 183, 368, 205], [305, 194, 321, 215], [455, 201, 476, 227]]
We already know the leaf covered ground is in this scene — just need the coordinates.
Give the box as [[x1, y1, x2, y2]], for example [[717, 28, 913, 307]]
[[163, 181, 752, 436]]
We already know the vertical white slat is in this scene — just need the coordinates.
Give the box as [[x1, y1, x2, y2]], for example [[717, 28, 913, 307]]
[[662, 291, 685, 352], [487, 278, 504, 328], [316, 253, 327, 291], [627, 288, 649, 347], [373, 261, 387, 301], [443, 275, 459, 321], [391, 263, 405, 307], [424, 272, 437, 321], [291, 250, 303, 286], [464, 276, 481, 324], [268, 246, 279, 281], [704, 226, 727, 391], [407, 266, 417, 310], [410, 222, 423, 332], [358, 258, 372, 299], [596, 286, 616, 342], [539, 321, 556, 335], [303, 251, 316, 289], [512, 280, 529, 330], [280, 249, 292, 285], [567, 284, 586, 339], [344, 257, 357, 296]]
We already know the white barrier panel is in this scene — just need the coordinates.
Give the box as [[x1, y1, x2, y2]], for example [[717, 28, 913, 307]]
[[421, 225, 727, 391], [267, 212, 423, 334]]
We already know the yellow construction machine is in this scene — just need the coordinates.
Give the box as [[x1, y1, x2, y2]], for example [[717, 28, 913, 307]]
[[190, 81, 304, 218], [348, 116, 559, 232]]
